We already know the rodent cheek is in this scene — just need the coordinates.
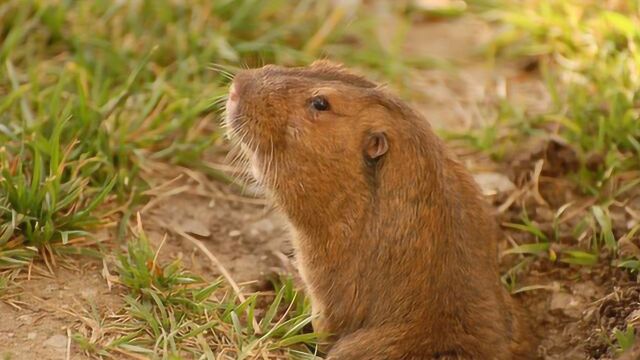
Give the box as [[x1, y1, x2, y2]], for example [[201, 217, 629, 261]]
[[286, 113, 311, 140], [286, 125, 301, 140]]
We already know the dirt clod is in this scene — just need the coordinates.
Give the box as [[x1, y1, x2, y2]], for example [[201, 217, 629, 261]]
[[43, 334, 67, 350]]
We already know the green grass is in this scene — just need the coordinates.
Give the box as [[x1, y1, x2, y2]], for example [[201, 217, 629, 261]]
[[0, 0, 423, 267], [465, 0, 640, 194], [454, 13, 640, 355], [73, 222, 320, 359], [3, 0, 639, 357], [0, 113, 116, 267], [461, 0, 640, 266], [0, 0, 427, 357], [454, 10, 640, 356], [466, 2, 640, 353]]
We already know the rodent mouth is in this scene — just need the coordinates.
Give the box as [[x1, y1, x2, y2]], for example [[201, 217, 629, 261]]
[[225, 84, 239, 117], [224, 94, 248, 145], [223, 76, 275, 189], [224, 112, 245, 140], [224, 96, 240, 132], [223, 100, 265, 186]]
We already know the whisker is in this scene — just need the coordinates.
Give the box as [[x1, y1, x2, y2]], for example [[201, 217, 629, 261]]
[[212, 98, 229, 109], [260, 137, 271, 190], [221, 112, 275, 195], [227, 127, 251, 167], [208, 63, 237, 81], [211, 93, 229, 101], [265, 135, 275, 190], [271, 136, 278, 191]]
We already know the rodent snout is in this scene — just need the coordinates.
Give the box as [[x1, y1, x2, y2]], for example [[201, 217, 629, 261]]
[[225, 71, 254, 117], [225, 77, 252, 131], [228, 83, 239, 102], [228, 71, 254, 100], [225, 70, 257, 133], [225, 82, 239, 120]]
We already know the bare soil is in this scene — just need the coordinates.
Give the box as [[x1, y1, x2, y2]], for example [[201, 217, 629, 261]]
[[1, 13, 638, 360]]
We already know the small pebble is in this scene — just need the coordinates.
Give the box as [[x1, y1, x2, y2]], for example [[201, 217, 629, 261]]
[[18, 314, 33, 325], [44, 334, 67, 350], [81, 288, 98, 299]]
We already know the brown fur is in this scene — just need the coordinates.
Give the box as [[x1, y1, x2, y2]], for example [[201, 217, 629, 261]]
[[224, 61, 538, 359]]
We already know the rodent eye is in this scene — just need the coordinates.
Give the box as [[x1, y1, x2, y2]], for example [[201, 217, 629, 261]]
[[311, 96, 330, 111]]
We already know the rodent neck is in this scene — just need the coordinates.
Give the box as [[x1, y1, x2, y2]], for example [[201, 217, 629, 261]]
[[274, 159, 446, 247], [273, 148, 494, 267]]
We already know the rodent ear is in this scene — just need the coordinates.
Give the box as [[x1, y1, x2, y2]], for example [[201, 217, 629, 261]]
[[364, 132, 388, 160]]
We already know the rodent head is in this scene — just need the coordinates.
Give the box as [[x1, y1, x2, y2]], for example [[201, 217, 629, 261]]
[[225, 60, 443, 226]]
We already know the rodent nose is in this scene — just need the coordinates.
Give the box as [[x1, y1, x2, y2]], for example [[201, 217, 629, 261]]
[[229, 70, 254, 99], [226, 82, 239, 116], [228, 83, 239, 102]]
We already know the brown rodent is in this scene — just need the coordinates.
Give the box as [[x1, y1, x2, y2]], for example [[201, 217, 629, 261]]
[[224, 60, 537, 360]]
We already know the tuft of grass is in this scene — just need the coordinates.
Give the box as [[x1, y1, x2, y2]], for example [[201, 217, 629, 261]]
[[1, 1, 428, 357], [0, 0, 423, 268], [74, 223, 320, 359], [614, 325, 637, 355], [462, 0, 640, 292], [469, 0, 640, 194], [0, 115, 115, 268]]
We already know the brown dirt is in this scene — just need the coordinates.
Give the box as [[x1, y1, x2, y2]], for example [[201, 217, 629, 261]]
[[1, 12, 638, 360], [0, 262, 122, 360], [145, 192, 291, 283]]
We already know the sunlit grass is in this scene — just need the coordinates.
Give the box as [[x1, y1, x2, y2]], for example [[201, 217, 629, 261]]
[[4, 0, 638, 357], [0, 0, 423, 267], [468, 2, 640, 353], [473, 0, 640, 194], [0, 0, 431, 357], [73, 221, 320, 358]]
